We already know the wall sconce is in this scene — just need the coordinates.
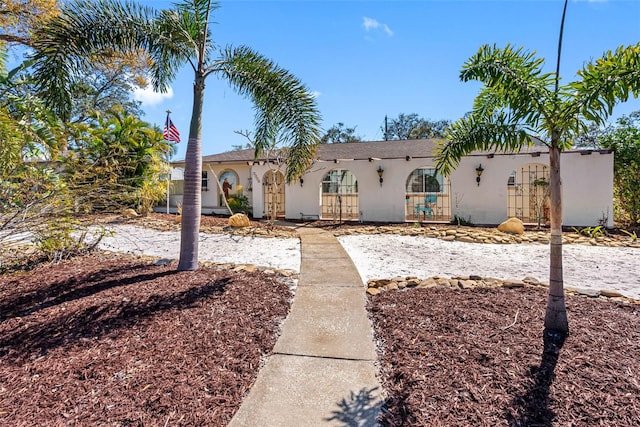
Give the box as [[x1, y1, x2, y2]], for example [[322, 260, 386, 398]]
[[377, 165, 384, 186], [475, 164, 484, 186], [299, 177, 304, 187], [405, 155, 412, 161]]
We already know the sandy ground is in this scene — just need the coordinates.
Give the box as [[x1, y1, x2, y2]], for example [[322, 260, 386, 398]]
[[97, 224, 640, 300], [98, 224, 301, 272], [338, 234, 640, 300]]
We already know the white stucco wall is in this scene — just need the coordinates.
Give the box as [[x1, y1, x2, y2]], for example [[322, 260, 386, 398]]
[[449, 152, 613, 227], [200, 163, 252, 208], [562, 151, 614, 227], [171, 149, 613, 227]]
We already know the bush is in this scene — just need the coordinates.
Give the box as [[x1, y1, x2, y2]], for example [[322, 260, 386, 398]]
[[228, 194, 251, 215]]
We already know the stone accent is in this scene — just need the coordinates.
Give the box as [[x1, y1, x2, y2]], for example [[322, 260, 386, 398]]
[[576, 288, 601, 298], [365, 274, 639, 304], [497, 217, 525, 235], [122, 208, 139, 218], [229, 213, 251, 227], [331, 224, 639, 248], [600, 289, 624, 298]]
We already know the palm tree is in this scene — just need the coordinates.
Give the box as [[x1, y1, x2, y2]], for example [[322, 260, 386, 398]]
[[29, 0, 321, 270], [435, 1, 640, 335]]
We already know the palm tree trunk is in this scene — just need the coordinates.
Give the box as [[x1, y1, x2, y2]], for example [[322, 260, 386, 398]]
[[177, 73, 205, 271], [544, 144, 569, 334]]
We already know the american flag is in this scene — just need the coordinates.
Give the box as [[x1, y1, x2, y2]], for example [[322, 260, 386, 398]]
[[163, 115, 180, 143]]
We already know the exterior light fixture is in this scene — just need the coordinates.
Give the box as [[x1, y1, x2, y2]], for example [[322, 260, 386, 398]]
[[475, 164, 484, 186], [377, 165, 384, 186], [299, 177, 304, 187]]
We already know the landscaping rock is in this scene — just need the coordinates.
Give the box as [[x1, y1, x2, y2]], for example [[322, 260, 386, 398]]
[[576, 288, 601, 298], [122, 208, 139, 218], [367, 287, 381, 296], [229, 213, 251, 227], [502, 280, 525, 289], [497, 217, 525, 235], [600, 289, 624, 298]]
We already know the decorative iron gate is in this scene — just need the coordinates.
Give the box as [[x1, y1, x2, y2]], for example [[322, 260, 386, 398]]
[[405, 168, 452, 222], [507, 164, 550, 225], [263, 170, 285, 219], [321, 169, 359, 221]]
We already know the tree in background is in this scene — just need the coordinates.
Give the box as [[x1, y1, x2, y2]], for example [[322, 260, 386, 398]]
[[0, 0, 60, 47], [30, 0, 321, 270], [435, 1, 640, 336], [0, 2, 171, 264], [64, 107, 172, 214], [321, 122, 363, 144], [68, 61, 146, 128], [382, 113, 449, 140], [598, 112, 640, 227]]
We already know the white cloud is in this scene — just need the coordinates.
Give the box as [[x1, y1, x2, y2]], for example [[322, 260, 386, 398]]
[[133, 85, 174, 106], [310, 90, 321, 99], [362, 17, 393, 37]]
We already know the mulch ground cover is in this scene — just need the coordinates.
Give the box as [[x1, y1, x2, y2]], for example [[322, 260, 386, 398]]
[[3, 215, 640, 426], [368, 286, 640, 426], [0, 252, 292, 426]]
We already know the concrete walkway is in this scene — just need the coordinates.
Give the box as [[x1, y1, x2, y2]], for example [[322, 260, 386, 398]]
[[228, 226, 383, 426]]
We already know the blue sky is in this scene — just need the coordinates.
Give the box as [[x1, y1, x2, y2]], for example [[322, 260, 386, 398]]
[[134, 0, 640, 159]]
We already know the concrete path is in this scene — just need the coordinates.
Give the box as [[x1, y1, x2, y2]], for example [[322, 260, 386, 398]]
[[228, 226, 383, 426]]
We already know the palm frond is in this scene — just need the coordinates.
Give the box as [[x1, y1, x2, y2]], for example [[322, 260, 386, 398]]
[[153, 1, 218, 72], [0, 45, 6, 81], [30, 0, 164, 121], [215, 45, 321, 181], [461, 44, 556, 126], [568, 43, 640, 125], [170, 0, 219, 63], [436, 112, 531, 176]]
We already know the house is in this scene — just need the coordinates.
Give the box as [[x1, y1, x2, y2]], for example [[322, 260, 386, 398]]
[[165, 139, 614, 227]]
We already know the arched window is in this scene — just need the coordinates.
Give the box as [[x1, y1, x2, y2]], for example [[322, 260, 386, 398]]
[[406, 168, 444, 193], [320, 169, 359, 220], [405, 168, 450, 222], [322, 169, 358, 194]]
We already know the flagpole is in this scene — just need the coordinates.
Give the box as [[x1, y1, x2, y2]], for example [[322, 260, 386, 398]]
[[165, 110, 172, 214]]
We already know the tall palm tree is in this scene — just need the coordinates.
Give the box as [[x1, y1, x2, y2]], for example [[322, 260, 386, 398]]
[[30, 0, 321, 270], [435, 2, 640, 335]]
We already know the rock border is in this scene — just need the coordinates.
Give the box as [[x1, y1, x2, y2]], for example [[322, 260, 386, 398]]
[[333, 225, 640, 248], [366, 275, 640, 304]]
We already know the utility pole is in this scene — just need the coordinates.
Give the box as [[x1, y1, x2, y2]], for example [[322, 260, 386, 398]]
[[384, 115, 388, 141]]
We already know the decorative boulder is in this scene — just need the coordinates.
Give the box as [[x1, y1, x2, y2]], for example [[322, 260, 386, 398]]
[[497, 217, 525, 235], [122, 208, 139, 218], [229, 213, 251, 228]]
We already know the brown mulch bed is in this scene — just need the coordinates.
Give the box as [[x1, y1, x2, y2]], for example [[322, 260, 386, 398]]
[[0, 252, 292, 426], [368, 287, 640, 426]]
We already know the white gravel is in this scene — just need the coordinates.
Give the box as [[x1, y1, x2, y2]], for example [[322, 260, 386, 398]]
[[338, 234, 640, 300], [96, 224, 640, 300], [98, 224, 301, 272]]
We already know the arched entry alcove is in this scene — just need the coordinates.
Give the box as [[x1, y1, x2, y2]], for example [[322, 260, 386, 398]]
[[263, 170, 285, 219], [507, 163, 550, 226], [321, 169, 359, 221], [405, 167, 451, 222]]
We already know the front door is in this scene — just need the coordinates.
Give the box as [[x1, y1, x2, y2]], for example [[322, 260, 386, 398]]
[[263, 170, 285, 219]]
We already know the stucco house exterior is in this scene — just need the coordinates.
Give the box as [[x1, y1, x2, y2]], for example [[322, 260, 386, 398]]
[[165, 139, 614, 227]]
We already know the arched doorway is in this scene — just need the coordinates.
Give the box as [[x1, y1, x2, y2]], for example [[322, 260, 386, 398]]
[[507, 163, 550, 226], [263, 170, 285, 219], [321, 169, 359, 221], [405, 167, 451, 222]]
